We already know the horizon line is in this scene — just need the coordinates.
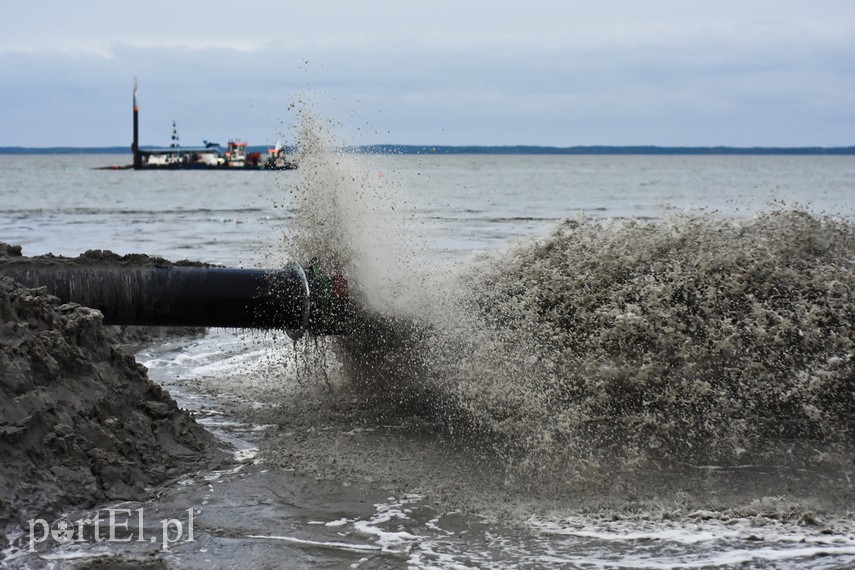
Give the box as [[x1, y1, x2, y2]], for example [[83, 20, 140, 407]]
[[1, 144, 854, 156]]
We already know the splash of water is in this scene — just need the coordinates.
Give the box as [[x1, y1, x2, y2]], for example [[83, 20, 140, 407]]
[[285, 108, 417, 314], [440, 210, 855, 468], [285, 114, 855, 483]]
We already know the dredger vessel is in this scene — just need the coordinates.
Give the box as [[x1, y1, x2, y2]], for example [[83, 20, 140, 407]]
[[112, 79, 297, 171]]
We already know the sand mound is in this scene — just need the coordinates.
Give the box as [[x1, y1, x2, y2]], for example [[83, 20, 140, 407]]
[[0, 243, 220, 547]]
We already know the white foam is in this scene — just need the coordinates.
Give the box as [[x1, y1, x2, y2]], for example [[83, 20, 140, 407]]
[[38, 551, 113, 561], [525, 514, 855, 568], [246, 534, 381, 553], [529, 514, 855, 547], [180, 348, 274, 377], [351, 496, 426, 554], [233, 447, 259, 463], [203, 464, 245, 481], [545, 546, 855, 570], [141, 350, 229, 369]]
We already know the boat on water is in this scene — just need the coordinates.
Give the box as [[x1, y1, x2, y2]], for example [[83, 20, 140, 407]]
[[119, 80, 296, 171]]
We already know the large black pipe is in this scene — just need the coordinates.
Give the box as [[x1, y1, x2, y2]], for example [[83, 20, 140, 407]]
[[0, 263, 350, 337]]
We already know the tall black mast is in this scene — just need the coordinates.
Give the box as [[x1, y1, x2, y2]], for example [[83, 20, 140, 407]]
[[132, 78, 141, 169]]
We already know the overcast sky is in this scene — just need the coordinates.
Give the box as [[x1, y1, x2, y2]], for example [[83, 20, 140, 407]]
[[1, 1, 853, 147]]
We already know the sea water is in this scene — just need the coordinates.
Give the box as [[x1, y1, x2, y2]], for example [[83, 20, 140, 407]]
[[2, 149, 855, 568]]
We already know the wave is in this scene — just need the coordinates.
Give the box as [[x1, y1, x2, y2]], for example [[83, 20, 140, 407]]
[[286, 112, 855, 485]]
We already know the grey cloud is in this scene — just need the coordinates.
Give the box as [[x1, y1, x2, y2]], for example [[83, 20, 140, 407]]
[[1, 1, 853, 147]]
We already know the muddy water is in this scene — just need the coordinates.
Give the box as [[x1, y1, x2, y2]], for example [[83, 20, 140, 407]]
[[3, 150, 855, 568]]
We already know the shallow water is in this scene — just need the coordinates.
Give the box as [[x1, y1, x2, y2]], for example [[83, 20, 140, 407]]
[[2, 151, 855, 568]]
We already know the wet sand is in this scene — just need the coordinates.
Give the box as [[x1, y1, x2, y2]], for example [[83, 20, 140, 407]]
[[0, 244, 223, 560]]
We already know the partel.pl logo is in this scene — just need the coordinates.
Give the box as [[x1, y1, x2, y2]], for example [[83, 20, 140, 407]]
[[27, 508, 194, 552]]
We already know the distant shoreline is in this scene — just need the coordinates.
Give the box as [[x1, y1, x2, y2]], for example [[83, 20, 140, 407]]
[[1, 145, 854, 156]]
